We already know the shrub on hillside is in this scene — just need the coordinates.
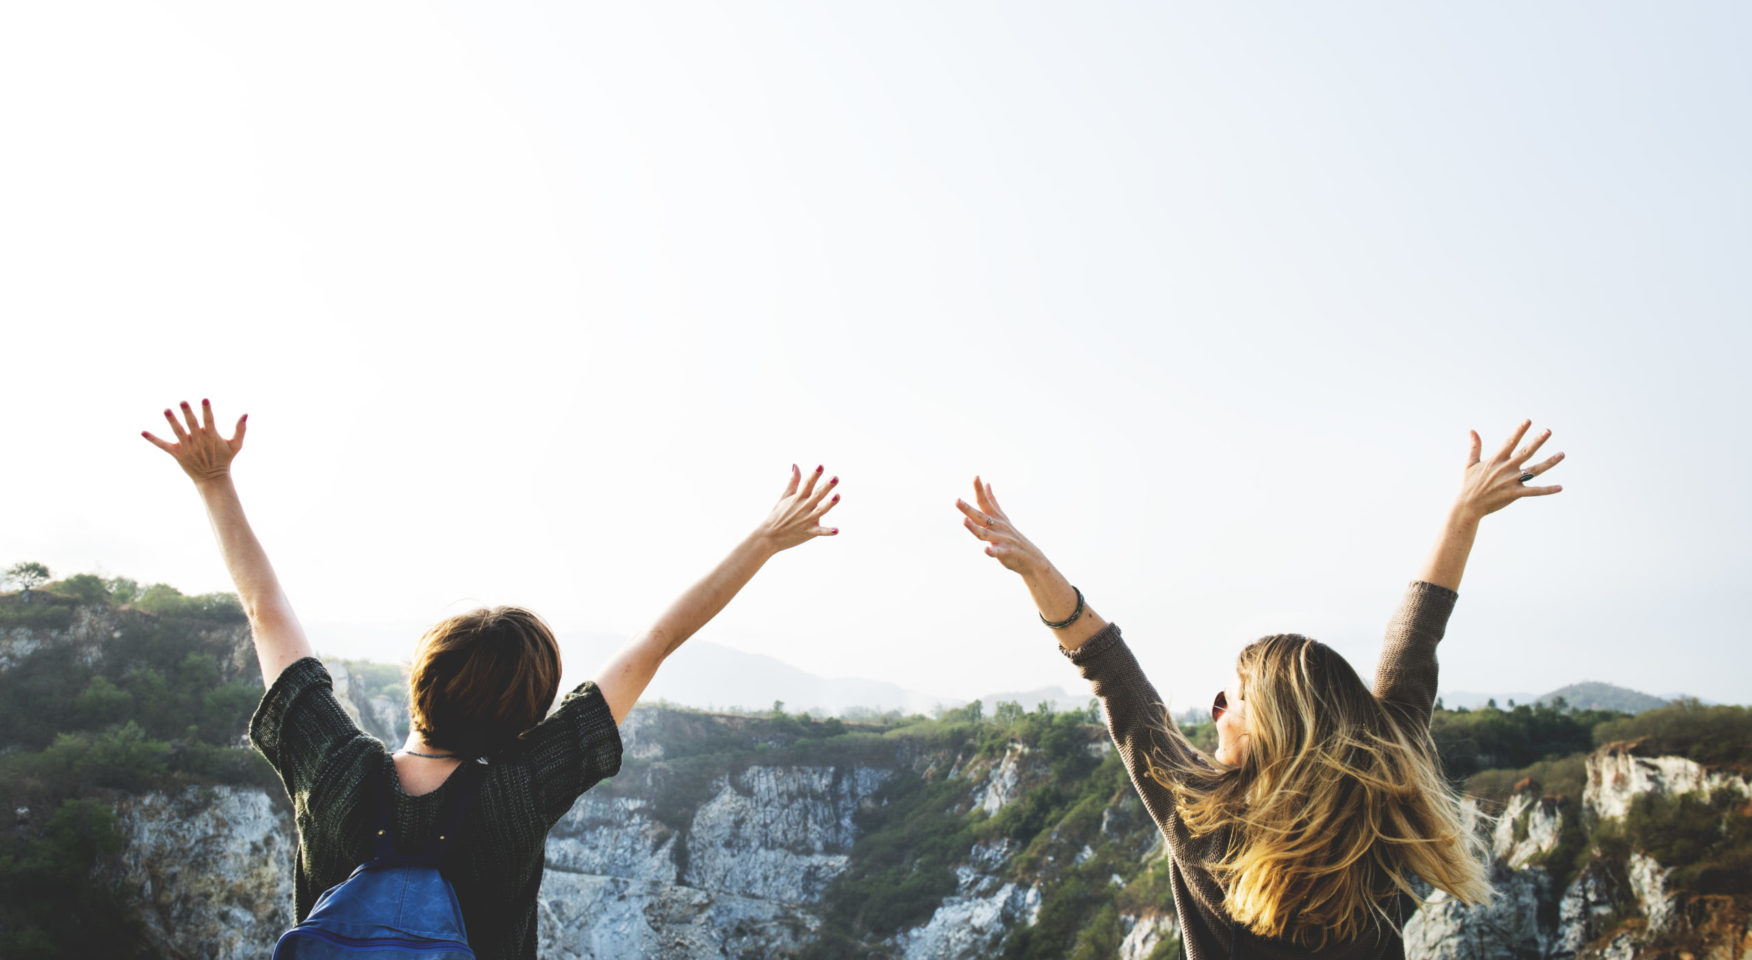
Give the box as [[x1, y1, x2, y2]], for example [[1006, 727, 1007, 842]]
[[1592, 700, 1752, 768], [1431, 702, 1626, 779]]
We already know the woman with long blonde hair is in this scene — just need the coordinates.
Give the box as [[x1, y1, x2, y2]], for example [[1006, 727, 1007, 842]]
[[957, 421, 1564, 959]]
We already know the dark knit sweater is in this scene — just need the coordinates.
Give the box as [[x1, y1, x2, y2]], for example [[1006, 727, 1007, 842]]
[[1063, 580, 1458, 960], [249, 657, 623, 960]]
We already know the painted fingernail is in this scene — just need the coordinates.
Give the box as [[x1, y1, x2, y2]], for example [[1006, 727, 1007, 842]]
[[815, 465, 823, 473], [202, 398, 210, 405], [831, 528, 839, 534], [831, 494, 840, 502], [830, 476, 838, 484]]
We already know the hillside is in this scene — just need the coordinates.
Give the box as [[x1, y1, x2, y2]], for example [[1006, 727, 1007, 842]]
[[1538, 681, 1670, 713], [3, 580, 1750, 959]]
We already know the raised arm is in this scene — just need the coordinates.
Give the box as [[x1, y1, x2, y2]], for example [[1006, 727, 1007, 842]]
[[142, 400, 313, 688], [594, 464, 841, 725], [1419, 419, 1565, 591], [1376, 420, 1565, 719], [957, 478, 1197, 832], [955, 477, 1109, 651]]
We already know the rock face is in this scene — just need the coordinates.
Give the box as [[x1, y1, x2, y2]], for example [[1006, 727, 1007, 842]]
[[1119, 911, 1178, 960], [1585, 742, 1751, 820], [0, 602, 253, 678], [1403, 866, 1550, 960], [83, 708, 1752, 960], [895, 880, 1041, 960], [1491, 791, 1565, 869], [1403, 743, 1752, 960], [109, 786, 296, 960], [327, 659, 409, 746]]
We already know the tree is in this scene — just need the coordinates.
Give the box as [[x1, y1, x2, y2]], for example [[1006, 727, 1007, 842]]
[[5, 561, 51, 593], [135, 582, 187, 615], [50, 573, 110, 605]]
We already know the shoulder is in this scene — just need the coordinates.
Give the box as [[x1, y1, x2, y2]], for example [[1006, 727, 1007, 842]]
[[249, 656, 374, 778]]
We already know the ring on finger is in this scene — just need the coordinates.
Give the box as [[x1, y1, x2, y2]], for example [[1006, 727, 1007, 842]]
[[1518, 470, 1536, 484]]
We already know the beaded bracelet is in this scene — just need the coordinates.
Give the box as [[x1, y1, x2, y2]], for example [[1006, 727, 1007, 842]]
[[1040, 586, 1085, 630]]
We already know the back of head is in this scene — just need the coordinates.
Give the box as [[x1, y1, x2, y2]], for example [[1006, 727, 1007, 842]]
[[408, 606, 562, 759], [1162, 634, 1491, 948]]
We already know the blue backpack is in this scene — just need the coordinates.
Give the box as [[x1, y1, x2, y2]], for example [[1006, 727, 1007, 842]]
[[273, 759, 486, 959]]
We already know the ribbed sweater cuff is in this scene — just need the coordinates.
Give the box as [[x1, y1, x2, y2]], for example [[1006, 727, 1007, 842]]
[[1407, 579, 1459, 603], [1060, 621, 1123, 666]]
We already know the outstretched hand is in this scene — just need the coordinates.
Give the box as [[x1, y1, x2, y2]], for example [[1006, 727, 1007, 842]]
[[142, 399, 247, 486], [1454, 419, 1564, 522], [956, 477, 1048, 576], [758, 465, 842, 551]]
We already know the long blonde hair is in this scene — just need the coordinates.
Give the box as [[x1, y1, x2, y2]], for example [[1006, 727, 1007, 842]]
[[1149, 634, 1491, 948]]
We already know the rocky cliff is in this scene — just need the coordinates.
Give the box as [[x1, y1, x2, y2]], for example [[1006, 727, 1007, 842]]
[[1406, 743, 1752, 960], [97, 706, 1746, 960], [4, 603, 1744, 959]]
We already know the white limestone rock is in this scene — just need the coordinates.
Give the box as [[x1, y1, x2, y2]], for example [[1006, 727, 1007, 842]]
[[537, 871, 817, 960], [547, 793, 681, 884], [894, 881, 1041, 960], [1491, 791, 1565, 870], [1119, 912, 1178, 960], [326, 660, 406, 745], [1624, 851, 1676, 935], [974, 742, 1031, 816], [1403, 867, 1548, 960], [1585, 745, 1751, 821], [619, 707, 667, 761], [1552, 859, 1629, 958], [109, 785, 295, 960], [682, 764, 889, 904]]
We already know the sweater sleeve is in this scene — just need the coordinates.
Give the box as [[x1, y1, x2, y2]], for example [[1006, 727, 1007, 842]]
[[249, 657, 373, 806], [518, 679, 624, 826], [1062, 623, 1206, 843], [1370, 580, 1459, 730]]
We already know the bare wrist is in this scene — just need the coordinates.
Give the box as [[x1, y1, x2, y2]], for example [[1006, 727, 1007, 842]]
[[745, 527, 784, 560], [193, 473, 235, 495], [1445, 502, 1483, 531]]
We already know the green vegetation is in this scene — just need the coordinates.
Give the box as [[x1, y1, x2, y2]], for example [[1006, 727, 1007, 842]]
[[798, 703, 1155, 959], [0, 798, 150, 958], [3, 560, 51, 592], [4, 563, 1747, 957], [1592, 698, 1752, 768], [1430, 699, 1628, 780], [0, 570, 269, 958], [1601, 787, 1752, 897]]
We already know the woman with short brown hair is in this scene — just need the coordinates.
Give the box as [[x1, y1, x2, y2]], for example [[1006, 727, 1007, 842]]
[[144, 399, 842, 959]]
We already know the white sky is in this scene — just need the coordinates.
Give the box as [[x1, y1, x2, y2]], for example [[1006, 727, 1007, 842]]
[[3, 2, 1747, 708]]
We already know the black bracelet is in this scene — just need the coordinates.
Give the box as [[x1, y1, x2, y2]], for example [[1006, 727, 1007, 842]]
[[1040, 586, 1085, 630]]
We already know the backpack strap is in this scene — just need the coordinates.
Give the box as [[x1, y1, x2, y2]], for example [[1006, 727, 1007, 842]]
[[373, 756, 489, 867]]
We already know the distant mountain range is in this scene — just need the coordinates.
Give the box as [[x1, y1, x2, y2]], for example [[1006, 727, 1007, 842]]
[[631, 641, 1089, 718], [1443, 681, 1684, 714], [304, 622, 1692, 718], [624, 644, 1687, 718]]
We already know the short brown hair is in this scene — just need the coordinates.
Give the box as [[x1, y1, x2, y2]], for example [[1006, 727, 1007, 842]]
[[408, 606, 562, 757]]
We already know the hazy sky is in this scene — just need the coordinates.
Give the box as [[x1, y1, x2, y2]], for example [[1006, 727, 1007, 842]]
[[3, 2, 1747, 709]]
